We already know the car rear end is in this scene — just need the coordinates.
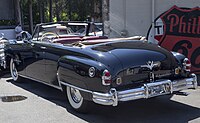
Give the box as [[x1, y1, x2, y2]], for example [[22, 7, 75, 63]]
[[91, 41, 197, 106]]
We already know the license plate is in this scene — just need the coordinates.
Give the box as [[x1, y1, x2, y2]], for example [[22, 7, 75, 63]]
[[147, 82, 171, 97]]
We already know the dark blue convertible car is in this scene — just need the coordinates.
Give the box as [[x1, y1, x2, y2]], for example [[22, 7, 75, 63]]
[[5, 38, 197, 112]]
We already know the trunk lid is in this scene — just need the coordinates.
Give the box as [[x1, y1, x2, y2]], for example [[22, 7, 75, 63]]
[[92, 41, 178, 89]]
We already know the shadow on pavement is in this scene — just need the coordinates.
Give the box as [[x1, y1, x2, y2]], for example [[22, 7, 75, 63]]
[[0, 70, 9, 78], [5, 76, 200, 123], [6, 78, 67, 108]]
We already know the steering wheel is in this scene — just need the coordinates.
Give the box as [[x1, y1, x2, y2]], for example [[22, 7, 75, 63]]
[[41, 32, 59, 42]]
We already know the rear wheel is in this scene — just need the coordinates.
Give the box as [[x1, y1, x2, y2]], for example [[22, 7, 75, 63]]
[[66, 86, 90, 113], [10, 57, 22, 82]]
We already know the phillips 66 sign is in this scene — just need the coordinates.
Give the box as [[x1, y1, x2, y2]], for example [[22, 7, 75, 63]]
[[147, 5, 200, 73]]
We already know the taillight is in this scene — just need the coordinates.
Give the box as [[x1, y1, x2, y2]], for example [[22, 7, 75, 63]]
[[183, 58, 191, 72], [102, 69, 112, 85]]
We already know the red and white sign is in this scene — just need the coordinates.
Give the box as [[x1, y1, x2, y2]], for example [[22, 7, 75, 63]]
[[147, 5, 200, 73]]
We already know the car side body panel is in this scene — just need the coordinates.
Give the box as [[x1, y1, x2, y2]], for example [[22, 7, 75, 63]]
[[5, 40, 197, 103]]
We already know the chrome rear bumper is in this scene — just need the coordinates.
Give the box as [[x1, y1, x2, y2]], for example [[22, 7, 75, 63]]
[[92, 74, 197, 106]]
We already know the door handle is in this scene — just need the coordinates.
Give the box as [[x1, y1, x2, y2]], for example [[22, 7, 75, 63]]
[[40, 46, 47, 50]]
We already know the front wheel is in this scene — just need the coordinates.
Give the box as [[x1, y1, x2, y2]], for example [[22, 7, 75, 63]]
[[66, 86, 90, 113], [10, 57, 22, 82]]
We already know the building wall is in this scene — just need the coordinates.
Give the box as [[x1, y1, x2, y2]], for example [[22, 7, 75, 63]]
[[0, 0, 14, 20], [107, 0, 200, 38], [106, 0, 200, 73]]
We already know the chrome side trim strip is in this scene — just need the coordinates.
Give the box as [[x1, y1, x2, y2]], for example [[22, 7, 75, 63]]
[[56, 72, 62, 91], [59, 81, 93, 94], [19, 74, 62, 90]]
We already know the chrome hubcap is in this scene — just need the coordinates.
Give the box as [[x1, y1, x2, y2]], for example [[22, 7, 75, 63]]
[[70, 88, 82, 103], [12, 63, 17, 77], [10, 59, 18, 80]]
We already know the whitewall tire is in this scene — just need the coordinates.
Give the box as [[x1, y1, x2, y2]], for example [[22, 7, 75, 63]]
[[10, 57, 21, 82], [66, 86, 89, 113]]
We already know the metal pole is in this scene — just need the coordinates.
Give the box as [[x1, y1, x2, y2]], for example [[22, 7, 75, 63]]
[[15, 0, 22, 24], [49, 0, 53, 22], [102, 0, 110, 37], [151, 0, 155, 43], [29, 0, 33, 34], [39, 0, 43, 23], [69, 0, 71, 20], [123, 0, 126, 31]]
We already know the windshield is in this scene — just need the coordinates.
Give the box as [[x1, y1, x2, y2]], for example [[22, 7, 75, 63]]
[[33, 22, 104, 41], [32, 22, 90, 41], [40, 24, 74, 36]]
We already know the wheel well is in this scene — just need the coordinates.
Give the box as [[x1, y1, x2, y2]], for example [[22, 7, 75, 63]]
[[6, 55, 11, 68], [15, 54, 21, 60], [61, 84, 92, 101], [5, 53, 21, 69]]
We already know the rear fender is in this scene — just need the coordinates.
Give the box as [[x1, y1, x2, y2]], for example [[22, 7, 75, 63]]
[[57, 55, 109, 100], [171, 51, 191, 77], [171, 51, 186, 65]]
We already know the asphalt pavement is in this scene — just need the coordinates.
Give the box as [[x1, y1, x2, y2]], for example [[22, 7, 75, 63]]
[[0, 71, 200, 123]]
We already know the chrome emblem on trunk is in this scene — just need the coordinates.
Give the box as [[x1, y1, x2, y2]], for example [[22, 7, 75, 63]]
[[141, 61, 161, 71]]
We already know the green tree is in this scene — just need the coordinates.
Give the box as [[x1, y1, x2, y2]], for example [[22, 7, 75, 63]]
[[20, 0, 102, 31]]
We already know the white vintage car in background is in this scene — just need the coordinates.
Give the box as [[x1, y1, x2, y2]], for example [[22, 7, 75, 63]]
[[0, 35, 8, 70], [0, 31, 31, 70]]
